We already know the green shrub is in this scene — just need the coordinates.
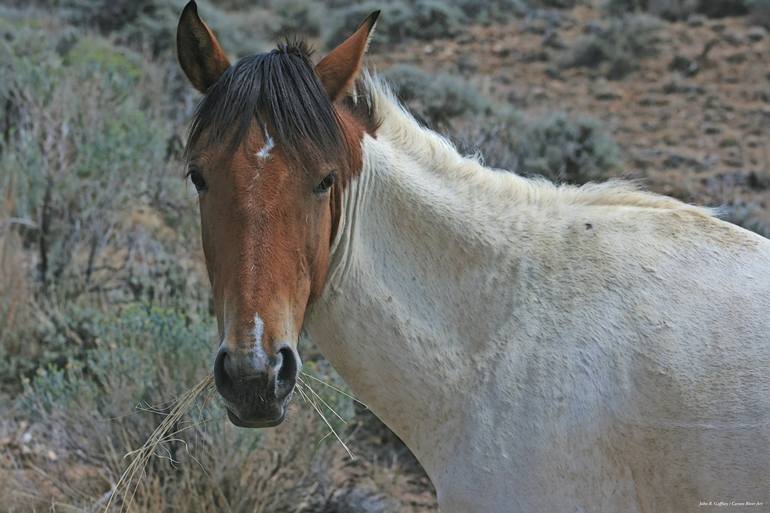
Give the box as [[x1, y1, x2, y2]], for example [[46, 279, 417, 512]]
[[749, 0, 770, 27], [540, 0, 579, 7], [452, 111, 622, 185], [514, 113, 622, 183], [9, 304, 356, 513], [721, 202, 770, 238], [0, 11, 212, 396], [268, 0, 326, 38], [603, 0, 696, 19], [447, 0, 528, 24], [325, 0, 568, 34], [326, 0, 463, 48], [384, 64, 493, 127], [603, 0, 749, 19], [447, 0, 578, 23], [18, 305, 212, 415], [697, 0, 750, 17], [0, 12, 206, 304], [563, 14, 662, 79], [3, 0, 273, 56], [63, 36, 143, 81]]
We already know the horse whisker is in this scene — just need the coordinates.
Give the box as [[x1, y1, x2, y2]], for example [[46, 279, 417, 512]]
[[299, 371, 367, 408], [295, 384, 355, 460], [296, 376, 348, 424]]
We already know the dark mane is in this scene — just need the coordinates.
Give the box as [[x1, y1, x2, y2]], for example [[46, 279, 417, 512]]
[[186, 41, 345, 170]]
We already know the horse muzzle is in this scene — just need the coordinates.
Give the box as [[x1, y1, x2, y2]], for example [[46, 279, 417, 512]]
[[213, 343, 299, 428]]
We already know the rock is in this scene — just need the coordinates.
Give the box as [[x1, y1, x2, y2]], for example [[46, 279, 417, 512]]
[[531, 87, 548, 100], [724, 149, 743, 167], [726, 52, 747, 64], [663, 154, 703, 170], [638, 94, 669, 107], [455, 33, 474, 45], [545, 66, 562, 80], [583, 21, 603, 35], [521, 50, 549, 63], [594, 87, 621, 101], [687, 15, 707, 27], [719, 136, 739, 148], [491, 43, 510, 57], [669, 55, 699, 76], [456, 56, 476, 74], [711, 23, 727, 34], [662, 81, 706, 95], [522, 19, 548, 35], [543, 30, 566, 50], [747, 26, 767, 42], [722, 32, 745, 46]]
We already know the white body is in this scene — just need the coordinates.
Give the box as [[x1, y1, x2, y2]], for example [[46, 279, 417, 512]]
[[304, 81, 770, 513]]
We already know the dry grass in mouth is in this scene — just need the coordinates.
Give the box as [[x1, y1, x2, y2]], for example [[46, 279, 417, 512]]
[[102, 371, 365, 512], [103, 374, 215, 513]]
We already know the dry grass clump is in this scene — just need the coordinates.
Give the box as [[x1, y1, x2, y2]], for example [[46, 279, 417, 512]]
[[104, 374, 215, 513]]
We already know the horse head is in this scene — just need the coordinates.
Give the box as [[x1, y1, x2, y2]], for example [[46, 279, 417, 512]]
[[176, 0, 376, 427]]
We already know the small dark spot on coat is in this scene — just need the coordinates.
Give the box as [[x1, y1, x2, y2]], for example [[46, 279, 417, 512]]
[[585, 223, 593, 230]]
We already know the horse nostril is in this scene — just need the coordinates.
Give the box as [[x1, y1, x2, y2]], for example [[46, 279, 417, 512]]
[[214, 346, 233, 394], [276, 346, 297, 386]]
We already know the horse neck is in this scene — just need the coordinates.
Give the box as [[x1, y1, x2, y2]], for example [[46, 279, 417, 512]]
[[304, 122, 528, 457]]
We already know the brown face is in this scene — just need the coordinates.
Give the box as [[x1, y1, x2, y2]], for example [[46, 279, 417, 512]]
[[187, 128, 339, 426], [177, 1, 376, 427]]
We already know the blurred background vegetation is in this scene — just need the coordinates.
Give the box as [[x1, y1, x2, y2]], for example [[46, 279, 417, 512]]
[[1, 0, 768, 511]]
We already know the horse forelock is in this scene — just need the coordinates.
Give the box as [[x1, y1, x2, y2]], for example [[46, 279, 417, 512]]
[[185, 40, 354, 174]]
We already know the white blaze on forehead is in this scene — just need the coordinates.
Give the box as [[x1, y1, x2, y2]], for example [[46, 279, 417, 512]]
[[256, 124, 275, 159]]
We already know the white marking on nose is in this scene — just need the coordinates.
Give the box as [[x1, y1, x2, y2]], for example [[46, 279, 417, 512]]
[[252, 313, 268, 365], [256, 125, 274, 159], [253, 314, 265, 347]]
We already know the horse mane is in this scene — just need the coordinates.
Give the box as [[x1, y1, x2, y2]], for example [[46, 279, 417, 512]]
[[187, 43, 710, 217], [354, 71, 713, 216], [186, 41, 346, 171]]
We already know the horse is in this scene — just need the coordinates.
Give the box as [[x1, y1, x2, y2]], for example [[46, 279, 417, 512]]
[[175, 2, 770, 512]]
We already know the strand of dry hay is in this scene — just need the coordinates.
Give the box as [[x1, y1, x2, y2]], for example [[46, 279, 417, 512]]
[[103, 374, 214, 513], [102, 371, 364, 511], [295, 381, 355, 460]]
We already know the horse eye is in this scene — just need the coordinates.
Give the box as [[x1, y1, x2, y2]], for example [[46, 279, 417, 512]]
[[313, 172, 336, 194], [188, 169, 207, 193]]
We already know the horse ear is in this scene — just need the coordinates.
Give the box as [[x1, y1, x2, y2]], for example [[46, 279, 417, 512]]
[[177, 1, 230, 93], [315, 11, 379, 102]]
